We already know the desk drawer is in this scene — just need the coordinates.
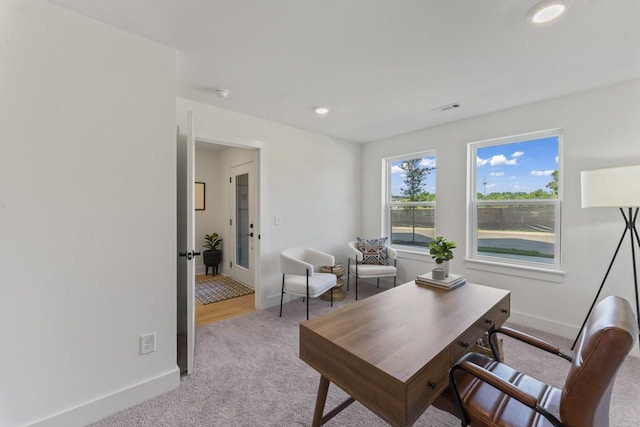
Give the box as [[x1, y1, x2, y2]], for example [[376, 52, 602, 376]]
[[449, 295, 510, 364], [449, 320, 486, 365], [406, 351, 448, 424], [491, 296, 510, 327]]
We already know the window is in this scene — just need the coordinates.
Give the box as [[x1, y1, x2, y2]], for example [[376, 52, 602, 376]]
[[469, 130, 561, 269], [386, 152, 437, 250]]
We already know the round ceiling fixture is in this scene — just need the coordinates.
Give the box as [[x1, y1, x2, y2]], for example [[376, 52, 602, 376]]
[[315, 107, 330, 115], [528, 1, 566, 24], [213, 88, 230, 98]]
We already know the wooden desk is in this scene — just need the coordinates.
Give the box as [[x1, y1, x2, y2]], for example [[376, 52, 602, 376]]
[[299, 282, 510, 426]]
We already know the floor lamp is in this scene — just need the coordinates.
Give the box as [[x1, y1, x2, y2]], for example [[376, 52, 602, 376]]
[[572, 164, 640, 350]]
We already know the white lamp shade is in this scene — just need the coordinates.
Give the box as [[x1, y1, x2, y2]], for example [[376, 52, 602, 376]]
[[581, 165, 640, 208]]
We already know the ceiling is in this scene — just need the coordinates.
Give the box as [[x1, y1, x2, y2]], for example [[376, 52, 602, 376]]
[[45, 0, 640, 143]]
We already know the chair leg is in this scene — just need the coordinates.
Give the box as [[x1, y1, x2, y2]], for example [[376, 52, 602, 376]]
[[347, 258, 351, 291], [377, 277, 380, 288], [330, 288, 334, 307], [306, 268, 310, 320], [355, 262, 359, 301], [393, 259, 398, 288], [280, 274, 285, 317]]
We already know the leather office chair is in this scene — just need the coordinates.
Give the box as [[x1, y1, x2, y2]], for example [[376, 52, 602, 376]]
[[347, 240, 397, 300], [279, 247, 337, 320], [434, 295, 638, 427]]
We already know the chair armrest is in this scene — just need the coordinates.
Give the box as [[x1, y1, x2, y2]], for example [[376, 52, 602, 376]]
[[489, 327, 572, 362], [451, 358, 564, 427], [280, 254, 313, 276], [347, 242, 363, 262], [385, 245, 397, 260], [303, 248, 335, 270]]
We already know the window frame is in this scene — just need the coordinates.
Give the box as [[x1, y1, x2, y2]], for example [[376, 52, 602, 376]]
[[384, 150, 437, 253], [467, 129, 563, 271]]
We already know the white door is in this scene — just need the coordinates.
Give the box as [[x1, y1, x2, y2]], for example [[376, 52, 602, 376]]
[[230, 162, 255, 288], [176, 111, 196, 374]]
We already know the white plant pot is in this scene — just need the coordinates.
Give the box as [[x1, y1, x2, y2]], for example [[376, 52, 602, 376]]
[[440, 260, 450, 277]]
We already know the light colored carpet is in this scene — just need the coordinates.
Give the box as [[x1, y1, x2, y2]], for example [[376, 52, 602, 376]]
[[195, 275, 254, 305], [91, 281, 640, 426]]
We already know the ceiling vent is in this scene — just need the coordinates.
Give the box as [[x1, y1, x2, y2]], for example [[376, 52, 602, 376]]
[[212, 88, 230, 98], [432, 103, 460, 112]]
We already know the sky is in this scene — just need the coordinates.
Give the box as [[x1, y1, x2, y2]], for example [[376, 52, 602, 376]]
[[476, 136, 558, 194], [389, 136, 558, 197]]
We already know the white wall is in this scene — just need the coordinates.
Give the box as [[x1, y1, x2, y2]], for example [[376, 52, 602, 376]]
[[178, 98, 362, 309], [362, 79, 640, 340], [0, 1, 179, 426]]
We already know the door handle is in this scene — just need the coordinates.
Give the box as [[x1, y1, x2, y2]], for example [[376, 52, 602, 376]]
[[179, 251, 199, 260]]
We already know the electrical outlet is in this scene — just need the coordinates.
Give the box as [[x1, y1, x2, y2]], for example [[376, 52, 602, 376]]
[[140, 332, 156, 355]]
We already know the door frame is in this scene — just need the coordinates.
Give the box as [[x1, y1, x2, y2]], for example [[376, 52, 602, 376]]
[[194, 133, 265, 309]]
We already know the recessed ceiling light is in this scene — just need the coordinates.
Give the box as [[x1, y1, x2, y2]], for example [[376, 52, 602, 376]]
[[315, 107, 330, 115], [528, 2, 566, 24]]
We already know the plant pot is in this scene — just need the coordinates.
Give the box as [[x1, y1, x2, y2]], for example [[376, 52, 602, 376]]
[[203, 250, 221, 275], [439, 260, 450, 277]]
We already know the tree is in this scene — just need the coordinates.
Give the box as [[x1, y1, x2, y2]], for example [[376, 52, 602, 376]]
[[546, 170, 558, 196], [400, 159, 434, 201]]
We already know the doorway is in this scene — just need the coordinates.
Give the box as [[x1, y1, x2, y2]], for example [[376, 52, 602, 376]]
[[178, 121, 263, 374]]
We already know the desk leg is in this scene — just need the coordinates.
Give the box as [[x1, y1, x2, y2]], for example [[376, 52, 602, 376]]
[[312, 375, 330, 427]]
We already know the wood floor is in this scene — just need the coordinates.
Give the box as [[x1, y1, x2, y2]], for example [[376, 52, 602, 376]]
[[195, 274, 255, 327]]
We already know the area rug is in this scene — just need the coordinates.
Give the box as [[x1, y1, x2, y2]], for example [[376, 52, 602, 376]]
[[195, 275, 254, 304]]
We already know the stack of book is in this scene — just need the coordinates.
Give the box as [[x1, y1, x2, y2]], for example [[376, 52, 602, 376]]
[[415, 272, 466, 290]]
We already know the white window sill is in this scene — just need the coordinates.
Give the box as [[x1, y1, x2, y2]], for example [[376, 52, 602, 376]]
[[394, 247, 430, 262], [464, 257, 565, 283]]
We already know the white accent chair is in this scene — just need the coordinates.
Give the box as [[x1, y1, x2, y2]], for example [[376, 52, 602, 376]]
[[280, 247, 337, 320], [347, 240, 397, 300]]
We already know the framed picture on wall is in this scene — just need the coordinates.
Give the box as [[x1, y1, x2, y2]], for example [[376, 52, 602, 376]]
[[195, 182, 205, 210]]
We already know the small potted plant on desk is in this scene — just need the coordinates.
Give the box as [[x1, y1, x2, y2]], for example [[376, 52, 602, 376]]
[[203, 232, 222, 275], [429, 236, 456, 278]]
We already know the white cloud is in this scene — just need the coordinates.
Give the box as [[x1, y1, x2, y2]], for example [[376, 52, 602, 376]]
[[391, 165, 403, 174], [489, 154, 518, 166], [420, 158, 437, 168], [476, 156, 488, 167], [555, 156, 559, 163], [485, 183, 496, 189], [489, 172, 504, 177], [512, 151, 524, 158], [489, 154, 507, 166], [530, 169, 555, 177]]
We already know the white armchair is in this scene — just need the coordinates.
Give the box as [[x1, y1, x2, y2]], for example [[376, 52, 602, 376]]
[[280, 247, 337, 320], [347, 240, 397, 300]]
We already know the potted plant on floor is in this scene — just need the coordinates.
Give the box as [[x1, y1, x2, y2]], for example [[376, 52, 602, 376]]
[[429, 236, 456, 277], [203, 232, 222, 275]]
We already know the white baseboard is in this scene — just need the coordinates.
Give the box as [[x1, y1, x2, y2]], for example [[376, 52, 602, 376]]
[[28, 367, 180, 427], [196, 266, 227, 276], [507, 310, 578, 340], [508, 310, 640, 358]]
